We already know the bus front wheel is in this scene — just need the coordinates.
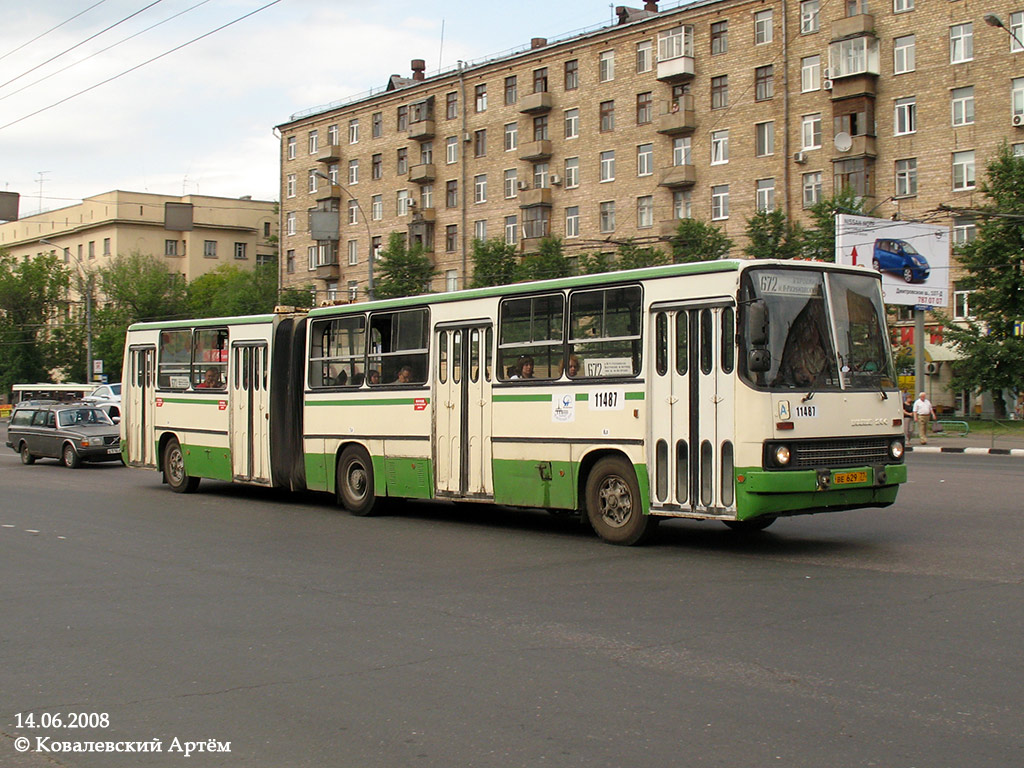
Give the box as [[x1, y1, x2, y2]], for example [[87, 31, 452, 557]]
[[337, 446, 378, 516], [164, 437, 199, 493], [585, 456, 657, 545]]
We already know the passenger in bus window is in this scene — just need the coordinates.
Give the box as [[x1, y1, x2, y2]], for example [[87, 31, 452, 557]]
[[352, 372, 365, 386], [198, 367, 223, 389], [559, 354, 580, 378], [367, 370, 381, 385], [394, 365, 413, 384], [334, 369, 348, 386], [512, 355, 534, 379]]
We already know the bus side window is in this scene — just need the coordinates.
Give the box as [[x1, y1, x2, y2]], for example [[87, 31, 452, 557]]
[[158, 329, 192, 389], [369, 308, 428, 384]]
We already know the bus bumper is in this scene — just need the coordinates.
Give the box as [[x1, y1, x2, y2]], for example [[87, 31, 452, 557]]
[[734, 463, 907, 520]]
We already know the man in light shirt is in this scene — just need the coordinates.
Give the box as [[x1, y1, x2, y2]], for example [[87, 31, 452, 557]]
[[912, 391, 934, 444]]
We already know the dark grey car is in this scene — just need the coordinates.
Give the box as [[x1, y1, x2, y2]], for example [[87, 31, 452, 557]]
[[6, 404, 122, 468]]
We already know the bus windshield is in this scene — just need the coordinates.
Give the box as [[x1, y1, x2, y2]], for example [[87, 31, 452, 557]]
[[741, 268, 895, 392]]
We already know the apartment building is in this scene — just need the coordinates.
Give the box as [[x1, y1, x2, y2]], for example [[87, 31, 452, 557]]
[[277, 0, 1024, 303], [0, 190, 278, 280]]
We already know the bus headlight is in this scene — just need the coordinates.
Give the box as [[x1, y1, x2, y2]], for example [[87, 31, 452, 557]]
[[773, 445, 791, 466], [889, 440, 904, 460]]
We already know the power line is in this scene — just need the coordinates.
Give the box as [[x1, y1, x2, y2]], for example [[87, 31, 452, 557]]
[[0, 0, 215, 105], [0, 1, 166, 92], [0, 0, 111, 64], [0, 0, 283, 133]]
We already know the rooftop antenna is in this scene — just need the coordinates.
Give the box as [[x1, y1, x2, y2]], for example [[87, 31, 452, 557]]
[[438, 18, 445, 71], [36, 170, 49, 214]]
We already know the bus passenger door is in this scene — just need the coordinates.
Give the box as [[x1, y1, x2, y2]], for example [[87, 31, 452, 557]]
[[231, 342, 271, 484], [127, 345, 156, 467], [433, 324, 493, 498], [649, 304, 736, 515]]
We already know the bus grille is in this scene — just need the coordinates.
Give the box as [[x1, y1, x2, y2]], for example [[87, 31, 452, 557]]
[[791, 438, 892, 469]]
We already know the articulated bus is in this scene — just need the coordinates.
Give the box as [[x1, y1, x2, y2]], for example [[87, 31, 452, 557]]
[[121, 259, 907, 545]]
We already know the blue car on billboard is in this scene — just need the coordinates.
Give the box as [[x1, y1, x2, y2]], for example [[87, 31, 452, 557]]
[[872, 238, 930, 283]]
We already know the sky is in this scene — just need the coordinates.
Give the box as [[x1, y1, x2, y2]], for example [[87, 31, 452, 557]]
[[0, 0, 634, 217]]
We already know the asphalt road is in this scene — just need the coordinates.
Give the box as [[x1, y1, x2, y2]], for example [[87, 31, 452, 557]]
[[1, 447, 1021, 768]]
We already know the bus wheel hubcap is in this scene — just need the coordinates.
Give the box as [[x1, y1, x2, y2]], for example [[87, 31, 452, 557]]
[[348, 466, 366, 498], [599, 476, 632, 527]]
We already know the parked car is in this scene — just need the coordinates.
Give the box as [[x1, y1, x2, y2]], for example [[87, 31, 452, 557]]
[[872, 238, 930, 283], [6, 403, 122, 468], [83, 382, 122, 421]]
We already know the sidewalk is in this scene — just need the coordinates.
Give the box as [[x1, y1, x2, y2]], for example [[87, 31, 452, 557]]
[[905, 425, 1024, 457]]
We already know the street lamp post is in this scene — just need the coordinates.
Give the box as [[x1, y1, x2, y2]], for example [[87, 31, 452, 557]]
[[311, 170, 374, 301], [984, 14, 1024, 50], [41, 238, 92, 383]]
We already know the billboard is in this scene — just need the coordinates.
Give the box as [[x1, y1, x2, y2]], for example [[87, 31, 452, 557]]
[[836, 214, 949, 308]]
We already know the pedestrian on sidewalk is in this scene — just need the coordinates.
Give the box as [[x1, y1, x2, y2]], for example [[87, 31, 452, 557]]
[[913, 391, 934, 445], [901, 391, 914, 441]]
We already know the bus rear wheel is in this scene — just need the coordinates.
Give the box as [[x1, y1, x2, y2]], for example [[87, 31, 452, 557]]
[[585, 456, 657, 545], [337, 446, 378, 516], [164, 437, 199, 493]]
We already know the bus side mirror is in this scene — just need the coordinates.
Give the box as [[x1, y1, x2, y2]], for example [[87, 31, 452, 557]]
[[747, 300, 768, 347], [748, 349, 771, 372]]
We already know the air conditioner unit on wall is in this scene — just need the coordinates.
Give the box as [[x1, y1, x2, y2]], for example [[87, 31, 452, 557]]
[[823, 79, 833, 90], [793, 151, 808, 164], [516, 180, 530, 190], [925, 362, 940, 375], [550, 174, 562, 186], [1013, 114, 1024, 127]]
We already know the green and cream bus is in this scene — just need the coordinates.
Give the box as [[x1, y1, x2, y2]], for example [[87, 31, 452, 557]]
[[121, 259, 907, 545]]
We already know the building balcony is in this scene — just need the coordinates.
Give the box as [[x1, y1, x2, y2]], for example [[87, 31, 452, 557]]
[[408, 163, 436, 183], [317, 144, 342, 163], [518, 188, 552, 208], [659, 219, 683, 238], [315, 263, 340, 280], [655, 95, 696, 135], [657, 164, 696, 188], [656, 55, 695, 83], [834, 134, 877, 158], [830, 73, 877, 99], [408, 119, 435, 141], [412, 207, 436, 223], [316, 185, 342, 202], [831, 13, 874, 40], [519, 92, 554, 114], [518, 140, 553, 161]]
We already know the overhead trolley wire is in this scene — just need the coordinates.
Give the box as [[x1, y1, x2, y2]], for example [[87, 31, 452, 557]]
[[0, 0, 110, 64]]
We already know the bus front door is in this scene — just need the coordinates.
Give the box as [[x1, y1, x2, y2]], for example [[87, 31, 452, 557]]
[[230, 342, 271, 484], [127, 345, 156, 467], [434, 324, 493, 498], [649, 304, 736, 515]]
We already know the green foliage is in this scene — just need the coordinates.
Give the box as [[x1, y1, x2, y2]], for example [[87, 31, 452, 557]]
[[669, 218, 733, 263], [0, 251, 70, 392], [938, 144, 1024, 418], [97, 251, 188, 321], [617, 239, 668, 270], [577, 250, 617, 275], [517, 236, 571, 282], [373, 232, 437, 299], [802, 187, 865, 262], [278, 285, 316, 309], [744, 209, 806, 260], [186, 262, 279, 318], [470, 237, 518, 288]]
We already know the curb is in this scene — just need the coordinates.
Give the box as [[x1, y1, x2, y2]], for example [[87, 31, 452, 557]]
[[907, 446, 1024, 457]]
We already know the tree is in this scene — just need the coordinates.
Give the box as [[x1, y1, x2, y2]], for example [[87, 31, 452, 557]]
[[373, 232, 437, 299], [616, 239, 667, 270], [938, 144, 1024, 419], [517, 236, 571, 282], [186, 262, 279, 318], [744, 209, 805, 260], [0, 251, 70, 392], [577, 250, 617, 275], [278, 285, 316, 309], [97, 251, 188, 321], [802, 187, 865, 262], [470, 237, 518, 288], [668, 218, 733, 263]]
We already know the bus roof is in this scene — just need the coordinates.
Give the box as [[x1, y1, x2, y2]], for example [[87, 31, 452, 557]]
[[127, 314, 278, 332]]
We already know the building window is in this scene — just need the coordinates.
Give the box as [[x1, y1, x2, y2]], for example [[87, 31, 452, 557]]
[[833, 98, 874, 136], [599, 50, 615, 82], [659, 25, 694, 61], [397, 190, 412, 216], [952, 217, 976, 246], [830, 36, 880, 77], [372, 111, 383, 138], [893, 0, 913, 12], [504, 168, 518, 198], [532, 115, 548, 142], [600, 100, 615, 132], [565, 206, 580, 238], [165, 239, 178, 256], [505, 215, 518, 245], [711, 130, 729, 165], [444, 270, 458, 292], [533, 67, 548, 93], [474, 128, 487, 157], [673, 136, 691, 166], [950, 24, 973, 64], [637, 143, 653, 176], [287, 135, 296, 159], [396, 147, 408, 175], [308, 130, 318, 155], [599, 201, 616, 233], [446, 180, 458, 207], [673, 190, 692, 219], [754, 10, 773, 44], [523, 207, 550, 240], [951, 87, 974, 126], [474, 219, 487, 241], [308, 169, 319, 194], [802, 113, 821, 149], [421, 184, 433, 209], [711, 21, 728, 54], [600, 150, 615, 182], [637, 196, 654, 229], [445, 136, 458, 165], [286, 250, 295, 273], [894, 35, 915, 74], [505, 75, 518, 105], [711, 75, 728, 109], [327, 163, 339, 184], [348, 159, 359, 185], [326, 124, 339, 147], [952, 151, 975, 190], [755, 122, 774, 156], [446, 92, 458, 120], [348, 119, 359, 144], [636, 91, 653, 124], [834, 157, 871, 196], [286, 174, 296, 198], [1011, 12, 1024, 53], [347, 240, 358, 266], [503, 122, 518, 152], [894, 97, 916, 135], [371, 195, 383, 220], [755, 65, 774, 101], [475, 83, 487, 112], [801, 55, 820, 92], [756, 179, 775, 212], [204, 240, 217, 258], [1014, 78, 1024, 119], [800, 0, 819, 33], [533, 162, 549, 188], [564, 59, 579, 90], [286, 212, 296, 236], [895, 158, 918, 197], [953, 281, 974, 320], [446, 225, 458, 252], [347, 199, 359, 225], [636, 40, 652, 73], [397, 106, 408, 131], [367, 155, 380, 181], [564, 108, 579, 139], [474, 174, 487, 203], [711, 185, 729, 220], [564, 157, 579, 188], [802, 171, 822, 208], [420, 141, 433, 166]]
